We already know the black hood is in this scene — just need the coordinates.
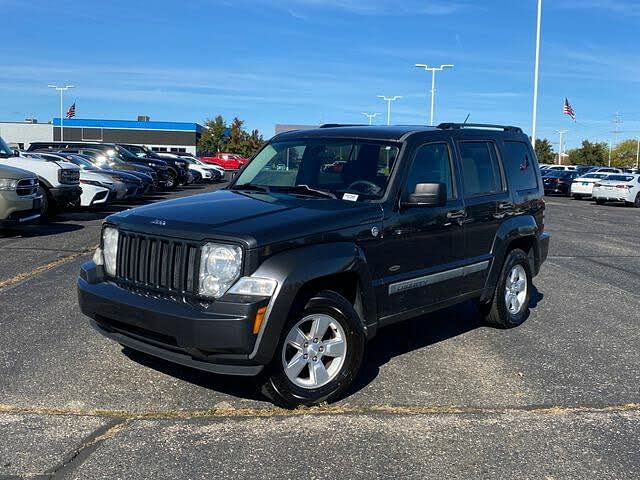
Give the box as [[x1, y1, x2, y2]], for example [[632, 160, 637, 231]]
[[108, 189, 383, 248]]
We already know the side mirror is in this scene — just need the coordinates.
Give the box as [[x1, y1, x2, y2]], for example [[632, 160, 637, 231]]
[[402, 182, 447, 208], [13, 149, 20, 157]]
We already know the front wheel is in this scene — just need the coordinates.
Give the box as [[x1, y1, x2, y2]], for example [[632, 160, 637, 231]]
[[259, 290, 365, 408], [165, 171, 177, 190], [480, 249, 532, 329], [38, 186, 51, 220], [595, 198, 605, 205]]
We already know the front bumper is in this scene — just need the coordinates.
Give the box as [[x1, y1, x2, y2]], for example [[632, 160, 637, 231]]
[[0, 191, 42, 224], [77, 261, 268, 376], [49, 185, 82, 206]]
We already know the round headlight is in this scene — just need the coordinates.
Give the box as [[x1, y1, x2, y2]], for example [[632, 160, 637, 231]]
[[198, 243, 242, 298], [102, 227, 119, 275], [205, 245, 241, 282]]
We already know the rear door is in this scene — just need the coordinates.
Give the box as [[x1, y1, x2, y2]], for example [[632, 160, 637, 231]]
[[456, 139, 511, 293]]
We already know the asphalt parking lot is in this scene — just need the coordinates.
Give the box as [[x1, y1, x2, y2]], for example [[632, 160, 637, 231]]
[[1, 187, 639, 479]]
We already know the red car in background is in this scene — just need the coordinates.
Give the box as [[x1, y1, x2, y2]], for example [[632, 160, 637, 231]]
[[199, 153, 248, 171]]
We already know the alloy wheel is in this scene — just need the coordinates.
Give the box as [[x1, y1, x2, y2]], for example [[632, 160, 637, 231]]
[[505, 264, 528, 315], [281, 314, 347, 389]]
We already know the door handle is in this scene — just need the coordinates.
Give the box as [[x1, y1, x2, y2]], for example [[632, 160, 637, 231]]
[[446, 209, 466, 219], [498, 202, 514, 210]]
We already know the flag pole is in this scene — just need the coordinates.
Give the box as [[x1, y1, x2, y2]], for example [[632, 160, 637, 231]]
[[531, 0, 542, 148]]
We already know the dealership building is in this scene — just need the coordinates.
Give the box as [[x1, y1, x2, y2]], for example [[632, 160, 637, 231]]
[[0, 117, 204, 154]]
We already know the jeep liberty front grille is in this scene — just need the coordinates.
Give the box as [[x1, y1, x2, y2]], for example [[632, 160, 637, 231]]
[[115, 231, 200, 296]]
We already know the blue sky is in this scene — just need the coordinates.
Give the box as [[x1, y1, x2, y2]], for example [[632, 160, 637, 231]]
[[1, 0, 639, 148]]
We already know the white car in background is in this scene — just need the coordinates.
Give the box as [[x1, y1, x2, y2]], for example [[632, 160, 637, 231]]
[[570, 172, 610, 199], [589, 167, 622, 174], [547, 165, 577, 171], [23, 152, 119, 207], [157, 153, 223, 183], [1, 140, 81, 217], [592, 173, 640, 207]]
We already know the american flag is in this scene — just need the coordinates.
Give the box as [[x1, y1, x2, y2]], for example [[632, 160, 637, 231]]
[[563, 98, 575, 121], [66, 102, 76, 119]]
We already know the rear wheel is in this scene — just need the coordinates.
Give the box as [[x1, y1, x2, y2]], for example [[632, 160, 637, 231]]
[[595, 198, 605, 205], [572, 194, 582, 200], [629, 193, 640, 208], [259, 290, 365, 408], [480, 249, 532, 329]]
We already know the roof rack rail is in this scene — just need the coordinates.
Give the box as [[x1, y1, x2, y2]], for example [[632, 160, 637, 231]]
[[437, 123, 523, 133], [319, 123, 366, 128]]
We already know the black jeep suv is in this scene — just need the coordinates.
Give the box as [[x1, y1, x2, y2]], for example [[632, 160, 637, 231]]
[[78, 123, 549, 407]]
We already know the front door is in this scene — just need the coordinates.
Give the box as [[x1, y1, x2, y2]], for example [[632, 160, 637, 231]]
[[371, 141, 467, 320]]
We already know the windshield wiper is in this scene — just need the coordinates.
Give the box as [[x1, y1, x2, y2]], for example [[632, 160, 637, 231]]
[[273, 184, 336, 199], [230, 183, 271, 193]]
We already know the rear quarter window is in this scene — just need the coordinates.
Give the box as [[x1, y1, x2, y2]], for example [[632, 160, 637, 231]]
[[502, 141, 539, 191]]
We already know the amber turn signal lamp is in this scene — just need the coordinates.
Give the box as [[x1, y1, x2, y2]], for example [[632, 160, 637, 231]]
[[253, 307, 267, 334]]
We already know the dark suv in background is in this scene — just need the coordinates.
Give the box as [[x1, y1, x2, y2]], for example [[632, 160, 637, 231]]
[[117, 144, 191, 188], [27, 142, 170, 188], [78, 123, 549, 407]]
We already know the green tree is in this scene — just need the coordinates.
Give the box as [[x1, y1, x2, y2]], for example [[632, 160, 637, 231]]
[[534, 138, 555, 164], [197, 115, 265, 158], [198, 115, 227, 155], [225, 117, 247, 155], [611, 139, 640, 168], [567, 140, 608, 166]]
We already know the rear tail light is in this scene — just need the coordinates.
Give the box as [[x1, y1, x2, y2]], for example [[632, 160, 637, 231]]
[[616, 184, 631, 189], [594, 183, 601, 187]]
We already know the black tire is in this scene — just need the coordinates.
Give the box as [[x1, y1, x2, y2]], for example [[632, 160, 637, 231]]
[[480, 249, 532, 329], [572, 194, 582, 200], [595, 198, 605, 205], [38, 186, 51, 220], [165, 171, 177, 190], [259, 290, 366, 408], [632, 193, 640, 208]]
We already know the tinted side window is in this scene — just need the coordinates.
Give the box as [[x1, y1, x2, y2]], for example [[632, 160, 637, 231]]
[[459, 141, 503, 197], [404, 143, 454, 200], [502, 141, 539, 191]]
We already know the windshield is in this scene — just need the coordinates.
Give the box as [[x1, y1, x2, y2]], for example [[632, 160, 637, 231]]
[[544, 171, 571, 178], [233, 139, 400, 200], [0, 137, 15, 157], [606, 175, 634, 182], [583, 173, 607, 179], [66, 155, 99, 170]]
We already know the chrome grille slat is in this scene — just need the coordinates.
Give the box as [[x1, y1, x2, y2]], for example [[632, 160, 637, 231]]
[[113, 231, 199, 296]]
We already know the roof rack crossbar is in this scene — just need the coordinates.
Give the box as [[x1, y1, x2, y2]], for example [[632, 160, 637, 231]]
[[319, 123, 366, 128], [437, 123, 523, 133]]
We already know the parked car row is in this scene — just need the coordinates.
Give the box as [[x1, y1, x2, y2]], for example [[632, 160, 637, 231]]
[[539, 164, 640, 207], [0, 136, 229, 226]]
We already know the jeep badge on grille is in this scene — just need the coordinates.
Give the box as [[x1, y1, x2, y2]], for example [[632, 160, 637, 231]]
[[150, 219, 166, 226]]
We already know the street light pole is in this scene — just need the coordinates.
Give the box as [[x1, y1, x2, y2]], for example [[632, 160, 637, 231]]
[[362, 112, 381, 125], [531, 0, 542, 148], [48, 84, 74, 141], [636, 137, 639, 170], [377, 96, 402, 126], [414, 64, 454, 125], [556, 129, 567, 165]]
